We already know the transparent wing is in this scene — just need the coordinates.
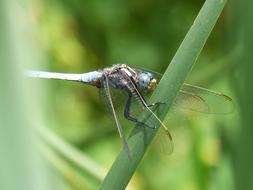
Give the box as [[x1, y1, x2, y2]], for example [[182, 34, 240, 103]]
[[174, 84, 235, 114], [99, 75, 131, 159], [123, 73, 174, 154], [132, 67, 234, 114]]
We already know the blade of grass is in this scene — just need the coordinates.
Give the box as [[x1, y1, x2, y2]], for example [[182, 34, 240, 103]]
[[39, 143, 93, 190], [230, 0, 253, 189], [0, 1, 54, 190], [37, 126, 107, 182], [100, 0, 227, 189]]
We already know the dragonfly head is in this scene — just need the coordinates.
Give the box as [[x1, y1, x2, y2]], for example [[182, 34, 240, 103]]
[[137, 72, 157, 92]]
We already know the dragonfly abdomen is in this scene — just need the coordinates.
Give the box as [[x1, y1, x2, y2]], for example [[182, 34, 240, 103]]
[[81, 71, 102, 87]]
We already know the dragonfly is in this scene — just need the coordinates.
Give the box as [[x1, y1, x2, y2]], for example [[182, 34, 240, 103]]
[[26, 64, 234, 158]]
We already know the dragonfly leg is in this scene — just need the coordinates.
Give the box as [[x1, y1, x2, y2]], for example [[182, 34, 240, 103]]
[[147, 102, 165, 107], [124, 93, 156, 129]]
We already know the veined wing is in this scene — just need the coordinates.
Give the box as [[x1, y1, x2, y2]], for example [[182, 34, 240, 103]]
[[123, 71, 174, 154], [99, 75, 132, 159], [174, 84, 235, 114], [132, 67, 234, 114]]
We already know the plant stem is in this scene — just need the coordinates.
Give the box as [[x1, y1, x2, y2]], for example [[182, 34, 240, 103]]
[[100, 0, 227, 189]]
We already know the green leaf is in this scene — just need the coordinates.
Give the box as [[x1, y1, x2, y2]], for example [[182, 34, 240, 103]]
[[100, 0, 227, 189]]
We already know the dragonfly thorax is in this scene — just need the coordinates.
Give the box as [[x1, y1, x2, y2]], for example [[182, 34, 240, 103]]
[[102, 64, 157, 93]]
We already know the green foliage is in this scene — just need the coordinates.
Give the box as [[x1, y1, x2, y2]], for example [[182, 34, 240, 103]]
[[2, 0, 252, 190], [0, 1, 53, 190]]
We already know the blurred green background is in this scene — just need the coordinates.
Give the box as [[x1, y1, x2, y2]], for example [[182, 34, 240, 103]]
[[1, 0, 253, 190]]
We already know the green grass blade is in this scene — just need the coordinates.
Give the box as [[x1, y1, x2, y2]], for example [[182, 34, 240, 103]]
[[231, 1, 253, 189], [0, 1, 54, 190], [39, 143, 94, 190], [37, 126, 107, 182], [100, 0, 227, 189]]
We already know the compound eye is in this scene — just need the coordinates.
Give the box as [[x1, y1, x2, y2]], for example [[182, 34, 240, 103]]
[[138, 73, 150, 89]]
